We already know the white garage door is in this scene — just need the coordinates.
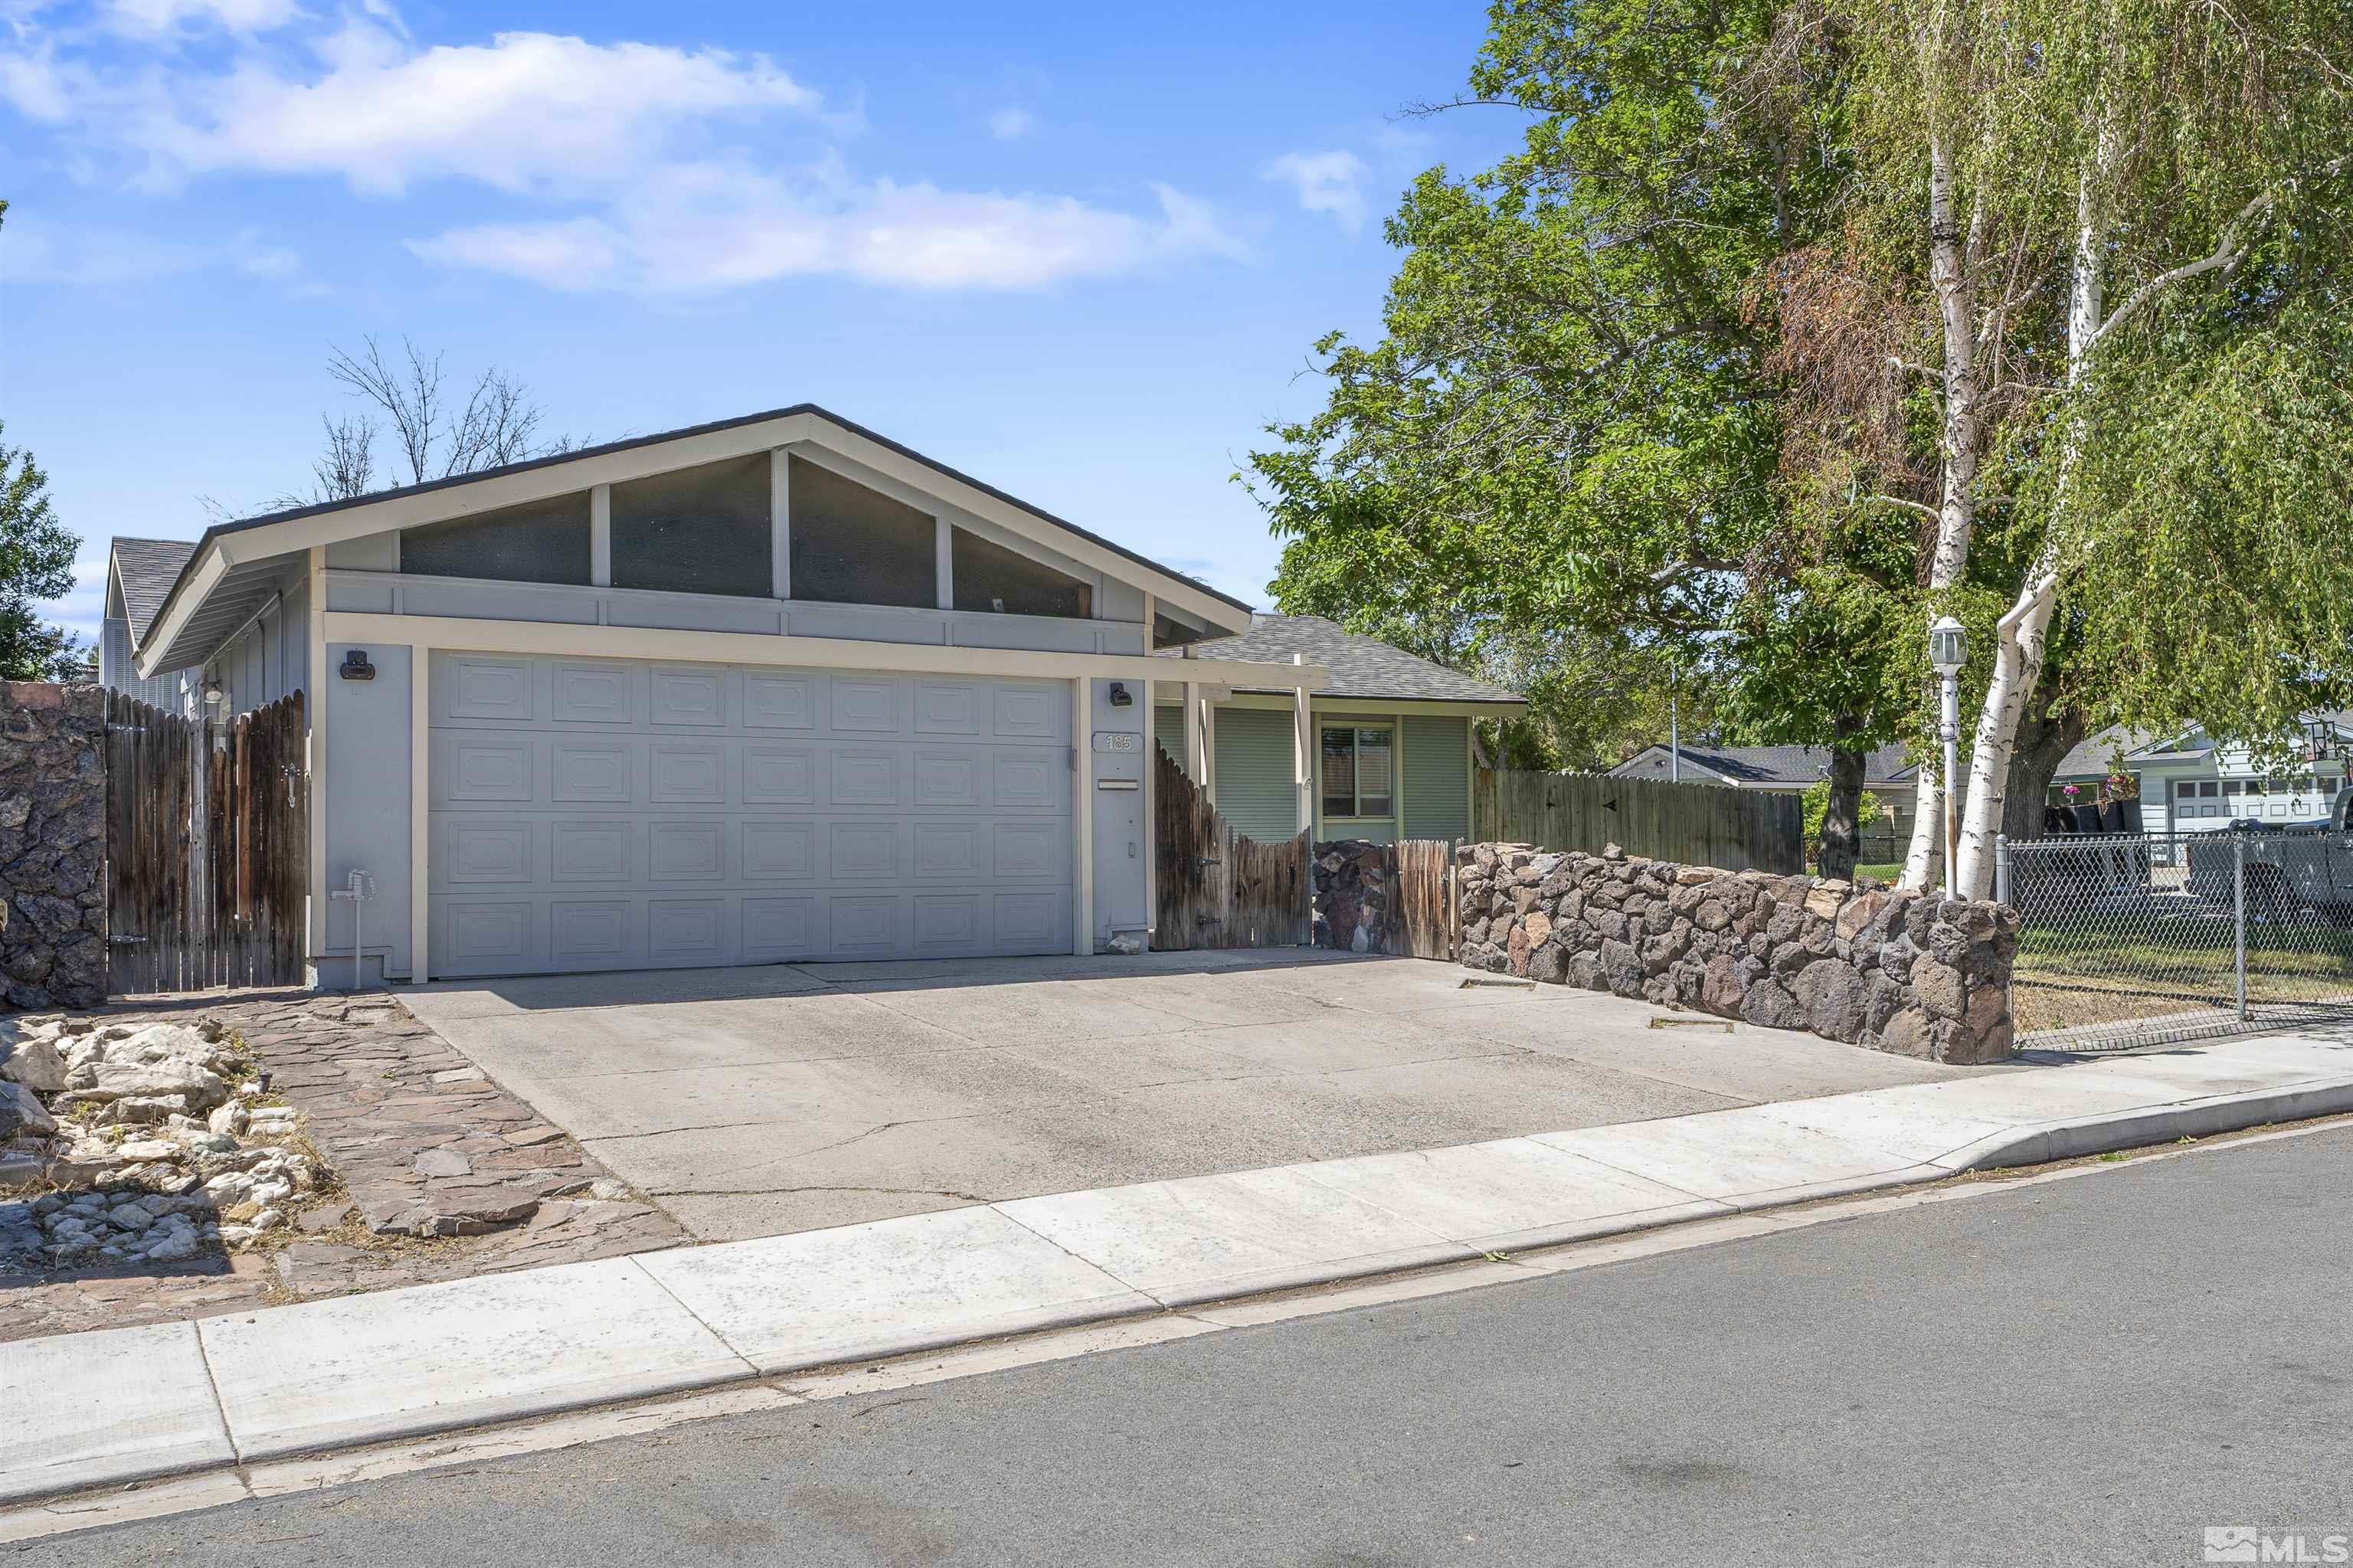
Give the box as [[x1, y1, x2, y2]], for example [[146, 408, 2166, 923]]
[[427, 653, 1074, 978]]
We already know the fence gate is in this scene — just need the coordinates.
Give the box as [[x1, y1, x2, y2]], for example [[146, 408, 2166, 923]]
[[106, 689, 308, 995], [2003, 827, 2353, 1050], [1154, 747, 1311, 950], [1393, 839, 1456, 960]]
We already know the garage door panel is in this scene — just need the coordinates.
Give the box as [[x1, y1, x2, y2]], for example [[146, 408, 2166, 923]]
[[829, 750, 902, 807], [440, 819, 533, 885], [650, 666, 727, 727], [430, 655, 1072, 976], [990, 751, 1062, 810], [443, 738, 532, 803], [742, 896, 820, 960], [550, 661, 636, 725], [551, 741, 633, 802], [993, 891, 1065, 951], [993, 686, 1060, 740], [744, 675, 814, 731], [549, 899, 630, 964], [829, 895, 902, 957], [649, 899, 729, 963], [742, 820, 816, 881], [828, 820, 901, 880], [830, 679, 901, 733], [550, 819, 630, 883], [912, 750, 982, 807], [646, 819, 727, 882], [443, 656, 535, 722], [650, 743, 727, 804], [743, 748, 815, 805]]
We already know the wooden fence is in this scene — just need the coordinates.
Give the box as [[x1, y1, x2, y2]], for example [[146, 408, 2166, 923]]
[[1394, 839, 1455, 960], [1154, 746, 1312, 949], [106, 689, 308, 994], [1472, 768, 1804, 874]]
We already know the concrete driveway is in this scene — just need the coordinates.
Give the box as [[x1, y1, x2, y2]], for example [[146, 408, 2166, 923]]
[[401, 951, 2001, 1242]]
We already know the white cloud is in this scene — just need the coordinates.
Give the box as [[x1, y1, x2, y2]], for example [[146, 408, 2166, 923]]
[[1, 8, 1235, 293], [0, 212, 306, 286], [1262, 149, 1368, 233], [104, 0, 303, 35], [987, 106, 1033, 140], [413, 176, 1239, 294]]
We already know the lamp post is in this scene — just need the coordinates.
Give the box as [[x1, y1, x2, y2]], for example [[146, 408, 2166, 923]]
[[1929, 617, 1968, 895]]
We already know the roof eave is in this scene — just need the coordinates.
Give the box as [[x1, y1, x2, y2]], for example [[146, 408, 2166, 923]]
[[137, 404, 1257, 670]]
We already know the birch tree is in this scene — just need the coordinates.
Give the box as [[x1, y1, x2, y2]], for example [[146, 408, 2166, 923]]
[[1944, 0, 2353, 896]]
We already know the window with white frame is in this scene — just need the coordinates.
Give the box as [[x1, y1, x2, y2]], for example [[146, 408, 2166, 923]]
[[1320, 725, 1394, 819]]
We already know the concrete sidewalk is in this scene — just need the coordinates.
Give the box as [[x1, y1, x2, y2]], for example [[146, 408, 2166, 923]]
[[10, 1031, 2353, 1507]]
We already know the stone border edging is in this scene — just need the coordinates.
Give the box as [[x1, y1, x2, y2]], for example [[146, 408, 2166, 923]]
[[6, 1032, 2351, 1507]]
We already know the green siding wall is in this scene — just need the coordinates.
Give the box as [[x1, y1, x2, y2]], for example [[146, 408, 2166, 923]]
[[1213, 706, 1300, 843], [1402, 715, 1470, 841], [1154, 703, 1188, 769]]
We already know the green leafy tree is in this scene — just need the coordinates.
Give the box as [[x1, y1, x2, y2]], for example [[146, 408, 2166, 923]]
[[0, 430, 83, 682], [1248, 0, 1929, 873]]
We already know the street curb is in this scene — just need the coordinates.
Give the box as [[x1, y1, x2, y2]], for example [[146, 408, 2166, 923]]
[[6, 1037, 2351, 1511]]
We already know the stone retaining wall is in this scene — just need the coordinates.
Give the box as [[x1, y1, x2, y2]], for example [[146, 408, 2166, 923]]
[[0, 683, 108, 1011], [1454, 842, 2017, 1063], [1311, 840, 1392, 952]]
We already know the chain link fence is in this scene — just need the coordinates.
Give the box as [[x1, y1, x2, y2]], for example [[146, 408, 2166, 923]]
[[2001, 827, 2353, 1049]]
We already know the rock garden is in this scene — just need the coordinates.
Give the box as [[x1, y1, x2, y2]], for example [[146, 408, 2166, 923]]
[[2, 1014, 329, 1268], [1, 991, 687, 1343]]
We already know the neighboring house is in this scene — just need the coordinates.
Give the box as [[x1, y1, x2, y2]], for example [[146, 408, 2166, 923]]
[[2058, 719, 2352, 834], [99, 536, 203, 714], [1608, 742, 1920, 842], [112, 404, 1347, 985], [1147, 615, 1525, 846]]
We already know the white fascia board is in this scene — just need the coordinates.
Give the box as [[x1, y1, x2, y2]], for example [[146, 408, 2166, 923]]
[[132, 546, 228, 679], [155, 406, 1249, 663], [323, 612, 1322, 689]]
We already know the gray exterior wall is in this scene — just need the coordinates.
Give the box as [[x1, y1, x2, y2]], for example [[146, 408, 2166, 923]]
[[317, 641, 414, 986], [209, 568, 311, 719], [1088, 677, 1148, 948]]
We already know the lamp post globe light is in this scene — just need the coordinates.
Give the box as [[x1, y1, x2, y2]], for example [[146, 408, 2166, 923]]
[[1929, 617, 1968, 895]]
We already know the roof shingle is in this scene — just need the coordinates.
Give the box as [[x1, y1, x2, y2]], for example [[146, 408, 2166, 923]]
[[1154, 615, 1525, 704], [110, 537, 198, 645], [1609, 741, 1916, 787]]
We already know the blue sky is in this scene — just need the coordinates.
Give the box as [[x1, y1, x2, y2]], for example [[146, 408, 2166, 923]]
[[1, 0, 1520, 646]]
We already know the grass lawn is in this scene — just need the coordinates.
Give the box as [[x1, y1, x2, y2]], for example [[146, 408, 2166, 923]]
[[1855, 863, 1903, 884]]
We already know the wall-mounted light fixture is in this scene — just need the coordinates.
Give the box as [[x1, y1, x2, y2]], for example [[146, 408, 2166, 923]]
[[339, 650, 376, 682], [1108, 681, 1134, 708], [201, 681, 224, 707]]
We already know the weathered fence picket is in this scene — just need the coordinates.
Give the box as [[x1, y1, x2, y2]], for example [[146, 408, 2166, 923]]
[[106, 689, 307, 995], [1154, 746, 1311, 949]]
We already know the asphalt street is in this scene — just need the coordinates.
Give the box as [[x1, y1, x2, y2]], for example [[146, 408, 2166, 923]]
[[31, 1125, 2353, 1567]]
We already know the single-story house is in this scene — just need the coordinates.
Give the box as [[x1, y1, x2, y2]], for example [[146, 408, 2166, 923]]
[[1608, 742, 1920, 840], [2051, 719, 2351, 833], [101, 404, 1526, 987], [1147, 615, 1525, 846]]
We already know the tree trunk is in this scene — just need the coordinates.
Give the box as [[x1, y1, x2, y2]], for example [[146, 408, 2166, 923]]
[[2004, 700, 2088, 843], [1952, 127, 2114, 896], [1898, 132, 1985, 893], [1818, 720, 1867, 879]]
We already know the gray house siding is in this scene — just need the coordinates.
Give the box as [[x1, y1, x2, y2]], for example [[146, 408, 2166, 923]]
[[1402, 715, 1470, 840], [1212, 706, 1300, 843]]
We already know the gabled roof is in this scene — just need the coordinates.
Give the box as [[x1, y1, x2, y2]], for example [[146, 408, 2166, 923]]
[[110, 537, 198, 643], [1608, 742, 1916, 788], [1154, 615, 1526, 705], [136, 403, 1255, 675], [2051, 724, 2157, 779]]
